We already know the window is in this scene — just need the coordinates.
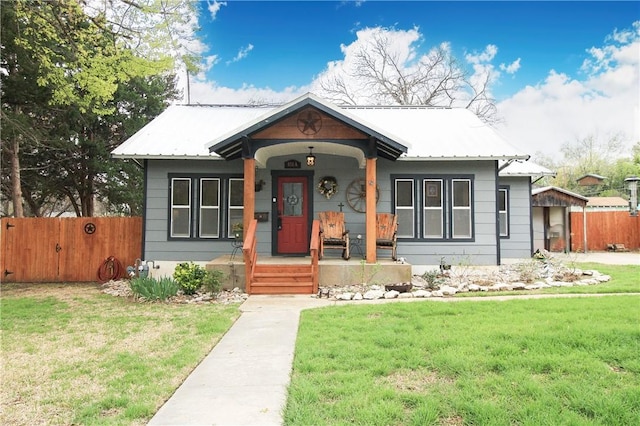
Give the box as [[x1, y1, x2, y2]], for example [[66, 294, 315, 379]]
[[227, 178, 244, 236], [423, 179, 443, 238], [498, 188, 509, 237], [395, 179, 415, 237], [393, 175, 474, 240], [171, 178, 191, 238], [169, 175, 243, 239], [199, 179, 220, 238], [452, 179, 471, 238]]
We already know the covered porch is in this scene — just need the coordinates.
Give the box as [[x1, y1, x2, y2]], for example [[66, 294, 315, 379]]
[[206, 219, 412, 294], [206, 95, 409, 293]]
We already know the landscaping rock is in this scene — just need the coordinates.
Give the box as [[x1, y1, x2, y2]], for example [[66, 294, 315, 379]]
[[337, 292, 354, 301], [413, 290, 431, 298], [363, 290, 384, 300], [384, 290, 399, 299]]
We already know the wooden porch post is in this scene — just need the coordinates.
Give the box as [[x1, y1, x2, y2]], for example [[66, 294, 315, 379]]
[[365, 157, 377, 263], [243, 158, 255, 241]]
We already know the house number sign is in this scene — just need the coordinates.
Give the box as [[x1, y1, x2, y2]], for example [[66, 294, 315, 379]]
[[285, 159, 301, 169]]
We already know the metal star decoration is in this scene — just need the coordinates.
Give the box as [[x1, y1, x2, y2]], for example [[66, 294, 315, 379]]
[[297, 111, 322, 135]]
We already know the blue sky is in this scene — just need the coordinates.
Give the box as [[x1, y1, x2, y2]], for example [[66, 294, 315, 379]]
[[185, 1, 640, 159], [197, 1, 638, 100]]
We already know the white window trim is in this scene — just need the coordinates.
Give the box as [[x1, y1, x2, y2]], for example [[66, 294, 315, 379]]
[[423, 179, 444, 238], [451, 179, 472, 239], [170, 177, 191, 238], [499, 188, 509, 237], [395, 179, 415, 238], [199, 178, 220, 238], [227, 178, 244, 236]]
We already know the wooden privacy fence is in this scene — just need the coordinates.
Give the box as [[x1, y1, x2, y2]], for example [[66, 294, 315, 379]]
[[571, 211, 640, 252], [1, 217, 142, 283]]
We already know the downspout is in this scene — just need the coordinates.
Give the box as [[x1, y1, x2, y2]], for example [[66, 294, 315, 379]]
[[497, 159, 515, 172]]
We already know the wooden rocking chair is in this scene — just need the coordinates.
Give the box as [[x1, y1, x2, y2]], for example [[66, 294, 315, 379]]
[[376, 213, 398, 260], [318, 211, 350, 260]]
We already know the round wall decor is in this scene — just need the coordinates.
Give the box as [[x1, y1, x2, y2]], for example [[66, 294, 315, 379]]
[[318, 176, 338, 199], [346, 178, 379, 212], [84, 222, 96, 234]]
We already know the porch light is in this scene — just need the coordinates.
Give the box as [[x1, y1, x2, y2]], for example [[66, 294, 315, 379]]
[[306, 146, 316, 167]]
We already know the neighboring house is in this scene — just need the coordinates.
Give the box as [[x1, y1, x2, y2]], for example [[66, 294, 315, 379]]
[[584, 196, 629, 211], [112, 93, 549, 284], [577, 173, 607, 187]]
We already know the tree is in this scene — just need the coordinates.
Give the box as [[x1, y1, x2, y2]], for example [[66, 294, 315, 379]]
[[533, 134, 640, 198], [316, 30, 497, 123], [1, 0, 193, 217], [0, 1, 54, 217]]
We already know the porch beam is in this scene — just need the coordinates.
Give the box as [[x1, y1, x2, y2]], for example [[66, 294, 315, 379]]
[[243, 158, 255, 241], [365, 157, 377, 263]]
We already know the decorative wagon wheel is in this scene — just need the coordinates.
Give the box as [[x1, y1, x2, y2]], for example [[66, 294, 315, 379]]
[[346, 178, 379, 213]]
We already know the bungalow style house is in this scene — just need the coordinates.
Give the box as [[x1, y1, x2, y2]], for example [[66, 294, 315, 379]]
[[112, 93, 551, 293]]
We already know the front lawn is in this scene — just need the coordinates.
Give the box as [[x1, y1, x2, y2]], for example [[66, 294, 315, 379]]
[[285, 296, 640, 425], [0, 283, 240, 425]]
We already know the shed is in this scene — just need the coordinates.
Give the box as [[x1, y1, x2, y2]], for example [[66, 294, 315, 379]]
[[531, 186, 588, 253]]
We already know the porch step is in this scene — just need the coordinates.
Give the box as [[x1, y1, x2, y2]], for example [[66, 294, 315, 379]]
[[250, 264, 315, 295]]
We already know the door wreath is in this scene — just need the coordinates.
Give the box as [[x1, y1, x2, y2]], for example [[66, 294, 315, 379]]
[[318, 176, 338, 199]]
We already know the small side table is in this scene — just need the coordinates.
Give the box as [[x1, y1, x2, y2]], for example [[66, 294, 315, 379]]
[[230, 233, 243, 259], [350, 234, 365, 259]]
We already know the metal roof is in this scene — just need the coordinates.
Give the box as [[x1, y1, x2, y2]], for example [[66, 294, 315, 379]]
[[498, 160, 556, 177], [112, 93, 530, 162], [587, 197, 629, 207], [532, 186, 589, 201]]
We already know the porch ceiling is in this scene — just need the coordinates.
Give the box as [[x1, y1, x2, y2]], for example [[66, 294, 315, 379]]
[[255, 141, 365, 168]]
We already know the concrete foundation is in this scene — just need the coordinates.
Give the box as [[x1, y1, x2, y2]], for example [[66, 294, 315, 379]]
[[206, 255, 412, 291]]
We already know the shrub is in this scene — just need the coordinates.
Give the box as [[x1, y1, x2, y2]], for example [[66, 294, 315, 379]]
[[129, 276, 179, 301], [203, 269, 225, 295], [421, 269, 445, 289], [173, 262, 206, 295]]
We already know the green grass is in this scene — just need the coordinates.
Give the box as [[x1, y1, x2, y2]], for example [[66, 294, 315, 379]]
[[0, 284, 240, 425], [284, 296, 640, 425]]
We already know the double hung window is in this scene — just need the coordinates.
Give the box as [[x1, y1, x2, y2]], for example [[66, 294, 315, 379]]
[[169, 175, 243, 239], [498, 187, 509, 237], [393, 175, 474, 240]]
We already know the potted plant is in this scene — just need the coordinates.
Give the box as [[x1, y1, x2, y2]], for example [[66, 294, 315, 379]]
[[232, 222, 243, 239]]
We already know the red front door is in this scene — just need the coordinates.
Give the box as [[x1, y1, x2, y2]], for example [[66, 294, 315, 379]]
[[277, 176, 309, 254]]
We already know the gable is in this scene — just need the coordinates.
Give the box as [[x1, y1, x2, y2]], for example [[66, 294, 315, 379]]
[[251, 106, 368, 140], [209, 94, 409, 162]]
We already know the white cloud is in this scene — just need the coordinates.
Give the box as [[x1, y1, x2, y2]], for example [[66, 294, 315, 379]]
[[500, 58, 521, 75], [178, 20, 638, 163], [186, 80, 305, 105], [497, 21, 639, 159], [226, 44, 254, 65], [465, 44, 498, 64], [207, 1, 227, 20]]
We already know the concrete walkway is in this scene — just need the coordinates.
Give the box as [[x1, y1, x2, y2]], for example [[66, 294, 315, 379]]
[[148, 296, 335, 426], [148, 252, 638, 425]]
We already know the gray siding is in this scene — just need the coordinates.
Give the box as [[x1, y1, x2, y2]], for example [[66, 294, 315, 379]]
[[499, 176, 533, 259], [143, 155, 530, 266], [144, 159, 244, 262], [382, 160, 499, 266]]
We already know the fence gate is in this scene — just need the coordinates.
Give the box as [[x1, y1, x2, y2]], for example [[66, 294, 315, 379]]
[[1, 217, 142, 283]]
